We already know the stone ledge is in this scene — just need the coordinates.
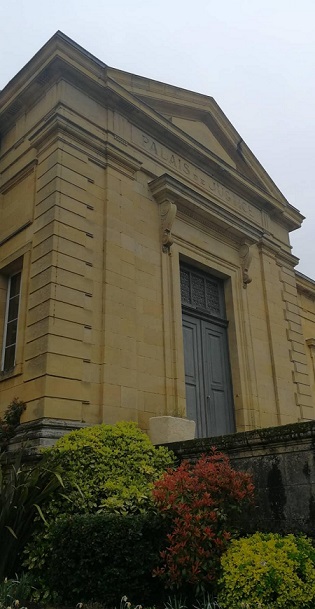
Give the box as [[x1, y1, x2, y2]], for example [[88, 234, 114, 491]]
[[6, 417, 88, 461], [162, 419, 315, 460]]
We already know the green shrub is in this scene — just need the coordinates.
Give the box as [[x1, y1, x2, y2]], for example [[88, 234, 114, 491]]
[[24, 421, 174, 599], [218, 532, 315, 608], [0, 399, 26, 452], [0, 455, 62, 580], [0, 573, 35, 609], [45, 512, 168, 607], [40, 421, 175, 517]]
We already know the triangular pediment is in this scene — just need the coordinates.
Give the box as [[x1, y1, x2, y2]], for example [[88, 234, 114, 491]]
[[170, 116, 236, 168], [0, 31, 301, 224], [107, 68, 288, 202]]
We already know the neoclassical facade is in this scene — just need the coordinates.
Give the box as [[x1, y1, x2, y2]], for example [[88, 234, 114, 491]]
[[1, 32, 315, 445]]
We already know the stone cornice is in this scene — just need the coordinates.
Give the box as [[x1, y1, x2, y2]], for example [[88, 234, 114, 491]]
[[295, 271, 315, 299], [109, 69, 304, 224], [149, 173, 262, 244], [0, 32, 107, 118], [28, 110, 142, 178], [277, 249, 300, 268], [28, 110, 107, 153], [258, 235, 299, 268], [0, 31, 304, 232], [104, 141, 142, 178], [132, 92, 293, 205]]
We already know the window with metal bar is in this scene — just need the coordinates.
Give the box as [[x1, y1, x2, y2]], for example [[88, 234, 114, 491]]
[[1, 272, 21, 372]]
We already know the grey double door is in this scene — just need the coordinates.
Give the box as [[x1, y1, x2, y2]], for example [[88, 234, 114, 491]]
[[181, 266, 235, 438]]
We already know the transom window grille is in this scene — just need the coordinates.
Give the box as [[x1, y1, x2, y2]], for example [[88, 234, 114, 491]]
[[180, 266, 224, 318], [2, 272, 21, 372]]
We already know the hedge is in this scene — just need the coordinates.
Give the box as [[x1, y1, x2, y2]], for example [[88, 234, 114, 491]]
[[45, 512, 168, 606]]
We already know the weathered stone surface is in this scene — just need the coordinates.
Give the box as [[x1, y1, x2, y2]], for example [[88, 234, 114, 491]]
[[1, 32, 315, 439], [165, 420, 315, 535], [6, 417, 87, 460], [149, 416, 195, 444]]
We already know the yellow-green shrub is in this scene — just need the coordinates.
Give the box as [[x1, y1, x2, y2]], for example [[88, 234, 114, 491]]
[[24, 421, 174, 600], [40, 420, 175, 516], [218, 532, 315, 609]]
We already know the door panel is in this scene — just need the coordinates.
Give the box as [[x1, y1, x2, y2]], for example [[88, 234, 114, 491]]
[[204, 329, 225, 387], [210, 389, 230, 436], [182, 316, 205, 434], [182, 314, 235, 438]]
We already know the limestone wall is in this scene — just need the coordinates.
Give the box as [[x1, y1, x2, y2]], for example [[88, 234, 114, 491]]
[[1, 33, 315, 437], [296, 272, 315, 408]]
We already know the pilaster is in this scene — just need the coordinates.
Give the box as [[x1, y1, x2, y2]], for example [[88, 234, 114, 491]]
[[258, 238, 314, 423], [280, 266, 314, 420], [258, 240, 296, 423]]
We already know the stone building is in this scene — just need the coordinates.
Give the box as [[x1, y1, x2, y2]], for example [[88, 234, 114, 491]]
[[1, 31, 315, 446]]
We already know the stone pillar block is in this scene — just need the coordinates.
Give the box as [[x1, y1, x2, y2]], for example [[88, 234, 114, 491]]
[[149, 416, 195, 445]]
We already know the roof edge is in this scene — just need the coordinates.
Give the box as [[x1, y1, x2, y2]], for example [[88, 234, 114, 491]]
[[0, 30, 107, 103]]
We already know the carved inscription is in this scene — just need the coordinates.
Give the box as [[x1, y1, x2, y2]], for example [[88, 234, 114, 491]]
[[133, 128, 260, 224]]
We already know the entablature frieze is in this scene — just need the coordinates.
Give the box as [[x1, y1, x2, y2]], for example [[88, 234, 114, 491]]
[[149, 173, 263, 251], [132, 126, 303, 233], [150, 175, 299, 286], [175, 207, 241, 250], [28, 110, 142, 178], [0, 38, 303, 234]]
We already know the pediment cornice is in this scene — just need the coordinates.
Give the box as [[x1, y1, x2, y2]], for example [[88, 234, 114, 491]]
[[296, 271, 315, 299], [149, 173, 262, 245], [0, 32, 304, 232]]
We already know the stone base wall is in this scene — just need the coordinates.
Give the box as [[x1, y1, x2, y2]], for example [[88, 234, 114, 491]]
[[165, 421, 315, 536], [6, 417, 315, 536], [5, 418, 87, 463]]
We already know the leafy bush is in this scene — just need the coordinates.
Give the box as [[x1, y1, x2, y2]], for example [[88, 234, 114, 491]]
[[0, 399, 26, 452], [40, 421, 175, 517], [0, 455, 62, 580], [153, 451, 254, 597], [24, 421, 174, 599], [218, 532, 315, 609], [44, 512, 168, 607], [0, 573, 35, 609]]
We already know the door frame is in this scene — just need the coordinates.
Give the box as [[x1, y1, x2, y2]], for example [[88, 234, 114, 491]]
[[180, 263, 236, 437]]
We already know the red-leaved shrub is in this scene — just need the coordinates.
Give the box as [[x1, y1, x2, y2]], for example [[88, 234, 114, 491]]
[[153, 450, 254, 595]]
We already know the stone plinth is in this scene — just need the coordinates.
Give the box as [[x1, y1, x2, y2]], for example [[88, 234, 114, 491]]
[[149, 416, 195, 445]]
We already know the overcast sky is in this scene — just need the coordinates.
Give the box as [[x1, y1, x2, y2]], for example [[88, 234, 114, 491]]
[[1, 0, 315, 277]]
